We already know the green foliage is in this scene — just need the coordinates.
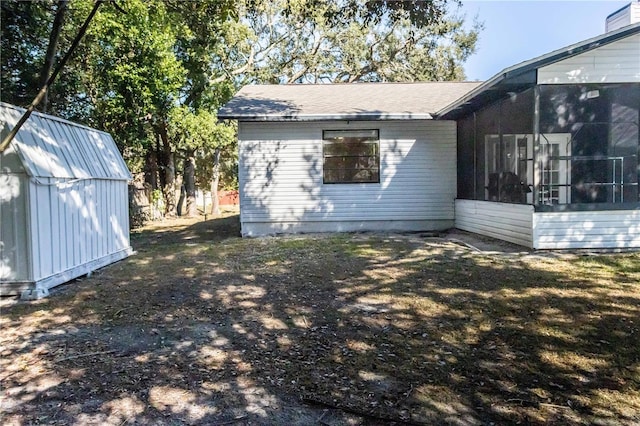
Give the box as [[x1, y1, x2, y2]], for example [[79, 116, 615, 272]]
[[1, 0, 52, 106], [1, 0, 478, 197], [83, 0, 186, 166], [150, 188, 163, 204], [0, 0, 80, 115], [167, 106, 236, 191], [219, 0, 479, 84]]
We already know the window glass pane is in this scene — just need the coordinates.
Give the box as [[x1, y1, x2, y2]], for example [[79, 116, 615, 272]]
[[324, 142, 378, 157], [323, 130, 380, 184]]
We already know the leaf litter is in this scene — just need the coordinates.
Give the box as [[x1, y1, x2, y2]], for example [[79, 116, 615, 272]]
[[1, 214, 639, 425]]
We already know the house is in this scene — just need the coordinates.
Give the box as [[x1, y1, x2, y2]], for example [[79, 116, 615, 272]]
[[218, 82, 481, 236], [0, 103, 133, 299], [218, 20, 640, 249], [440, 21, 640, 249]]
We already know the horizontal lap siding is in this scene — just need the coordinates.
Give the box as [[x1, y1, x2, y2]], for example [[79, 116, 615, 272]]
[[533, 210, 640, 249], [538, 34, 640, 84], [455, 200, 534, 247], [606, 5, 640, 32], [239, 120, 456, 233]]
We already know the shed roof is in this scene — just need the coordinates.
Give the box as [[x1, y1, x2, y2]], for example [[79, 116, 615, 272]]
[[0, 102, 131, 180], [218, 82, 482, 121], [437, 22, 640, 119]]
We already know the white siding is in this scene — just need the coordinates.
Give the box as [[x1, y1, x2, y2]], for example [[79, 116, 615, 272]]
[[606, 3, 640, 32], [238, 120, 456, 236], [537, 33, 640, 84], [454, 200, 534, 247], [533, 210, 640, 249], [0, 173, 30, 282]]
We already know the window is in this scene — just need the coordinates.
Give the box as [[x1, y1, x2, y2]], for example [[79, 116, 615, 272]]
[[323, 130, 380, 184]]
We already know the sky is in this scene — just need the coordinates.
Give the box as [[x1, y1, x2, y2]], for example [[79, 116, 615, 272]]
[[456, 0, 631, 80]]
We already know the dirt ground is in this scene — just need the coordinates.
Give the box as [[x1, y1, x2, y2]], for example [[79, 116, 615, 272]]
[[1, 213, 639, 425]]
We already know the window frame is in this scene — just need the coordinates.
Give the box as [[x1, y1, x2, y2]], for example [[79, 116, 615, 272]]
[[322, 129, 380, 184]]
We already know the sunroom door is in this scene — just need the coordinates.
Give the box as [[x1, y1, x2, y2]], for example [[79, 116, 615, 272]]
[[484, 134, 534, 204], [537, 134, 571, 205]]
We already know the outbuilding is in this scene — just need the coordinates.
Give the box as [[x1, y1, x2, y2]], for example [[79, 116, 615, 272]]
[[0, 103, 133, 299]]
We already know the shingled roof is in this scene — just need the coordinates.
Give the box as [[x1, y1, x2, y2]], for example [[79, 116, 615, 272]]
[[218, 82, 482, 121]]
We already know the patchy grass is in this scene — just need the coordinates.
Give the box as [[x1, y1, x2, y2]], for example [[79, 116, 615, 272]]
[[1, 214, 639, 425]]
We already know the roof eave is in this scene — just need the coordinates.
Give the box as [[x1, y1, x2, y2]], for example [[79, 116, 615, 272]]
[[436, 22, 640, 119], [218, 112, 435, 121]]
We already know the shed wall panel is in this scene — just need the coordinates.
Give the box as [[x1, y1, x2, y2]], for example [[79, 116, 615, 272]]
[[0, 173, 30, 281], [238, 120, 457, 235], [533, 210, 640, 249], [454, 200, 534, 247], [538, 34, 640, 83], [23, 177, 131, 287]]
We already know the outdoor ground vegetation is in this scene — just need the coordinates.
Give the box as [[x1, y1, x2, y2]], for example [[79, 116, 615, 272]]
[[1, 213, 639, 425]]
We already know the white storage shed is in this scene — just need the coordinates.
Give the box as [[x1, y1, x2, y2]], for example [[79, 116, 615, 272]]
[[0, 102, 133, 298]]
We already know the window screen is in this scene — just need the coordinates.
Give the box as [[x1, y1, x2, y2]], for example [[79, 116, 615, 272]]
[[323, 130, 380, 184]]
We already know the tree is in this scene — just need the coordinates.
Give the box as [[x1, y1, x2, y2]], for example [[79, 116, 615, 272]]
[[168, 107, 235, 217], [38, 0, 69, 113], [1, 0, 57, 108], [211, 0, 480, 85], [0, 0, 100, 121], [78, 0, 186, 215], [1, 0, 480, 220]]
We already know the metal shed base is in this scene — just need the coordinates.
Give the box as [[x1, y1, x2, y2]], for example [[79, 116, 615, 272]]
[[0, 247, 133, 299]]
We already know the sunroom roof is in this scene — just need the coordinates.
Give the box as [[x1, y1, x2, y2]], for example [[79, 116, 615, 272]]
[[437, 22, 640, 119]]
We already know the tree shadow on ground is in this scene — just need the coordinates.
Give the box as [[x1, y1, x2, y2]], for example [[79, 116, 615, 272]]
[[1, 221, 639, 425], [131, 213, 241, 247]]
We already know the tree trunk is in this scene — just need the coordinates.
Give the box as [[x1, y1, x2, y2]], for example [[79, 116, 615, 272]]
[[176, 184, 185, 216], [39, 0, 68, 113], [144, 149, 159, 191], [210, 147, 221, 216], [157, 122, 176, 216], [184, 154, 197, 217]]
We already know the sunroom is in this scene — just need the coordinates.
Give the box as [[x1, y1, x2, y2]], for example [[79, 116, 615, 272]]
[[440, 23, 640, 249]]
